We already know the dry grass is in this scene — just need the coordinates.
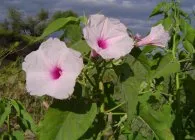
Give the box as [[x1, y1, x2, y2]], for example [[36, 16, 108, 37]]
[[0, 59, 53, 123]]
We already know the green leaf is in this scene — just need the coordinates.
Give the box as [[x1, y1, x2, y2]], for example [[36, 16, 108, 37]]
[[130, 47, 153, 71], [138, 104, 174, 140], [70, 40, 90, 54], [180, 19, 194, 33], [183, 40, 194, 54], [186, 30, 195, 45], [135, 91, 174, 140], [180, 19, 195, 45], [149, 2, 172, 18], [79, 16, 88, 25], [20, 110, 37, 133], [12, 131, 24, 140], [153, 53, 180, 78], [39, 99, 97, 140], [64, 24, 82, 44], [162, 17, 173, 30], [38, 17, 78, 39], [149, 2, 165, 17], [115, 55, 148, 121], [141, 45, 155, 54], [10, 99, 20, 114], [178, 9, 190, 21], [0, 101, 5, 115], [0, 105, 11, 127], [10, 100, 37, 133]]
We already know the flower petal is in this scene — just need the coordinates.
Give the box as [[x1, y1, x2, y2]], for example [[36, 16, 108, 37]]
[[136, 24, 170, 47], [22, 38, 84, 99], [83, 14, 134, 59]]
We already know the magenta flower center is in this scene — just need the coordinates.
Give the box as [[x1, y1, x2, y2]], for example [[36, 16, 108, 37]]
[[97, 38, 107, 49], [51, 66, 62, 80]]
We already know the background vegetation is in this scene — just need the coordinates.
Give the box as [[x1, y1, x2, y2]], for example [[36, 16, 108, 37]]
[[0, 1, 195, 140]]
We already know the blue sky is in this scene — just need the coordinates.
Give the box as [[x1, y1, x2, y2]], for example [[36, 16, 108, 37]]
[[0, 0, 194, 35]]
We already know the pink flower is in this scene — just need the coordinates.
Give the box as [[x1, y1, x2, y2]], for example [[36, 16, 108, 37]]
[[83, 14, 134, 59], [134, 33, 142, 41], [22, 38, 84, 99], [90, 50, 99, 58], [136, 24, 170, 47]]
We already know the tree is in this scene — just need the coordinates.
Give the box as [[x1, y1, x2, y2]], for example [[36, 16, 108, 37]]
[[37, 8, 49, 21], [52, 10, 78, 20], [7, 8, 24, 33], [0, 19, 9, 30]]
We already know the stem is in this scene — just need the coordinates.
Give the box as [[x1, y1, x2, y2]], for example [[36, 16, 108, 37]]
[[7, 115, 10, 133], [176, 73, 179, 91], [105, 101, 126, 113], [175, 73, 183, 139], [99, 81, 105, 113], [171, 2, 183, 137], [105, 112, 126, 115], [77, 79, 87, 86], [84, 72, 96, 88], [178, 59, 192, 63], [172, 33, 177, 59], [172, 0, 179, 60]]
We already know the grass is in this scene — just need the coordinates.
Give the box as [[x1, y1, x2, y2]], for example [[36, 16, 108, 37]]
[[0, 57, 53, 139]]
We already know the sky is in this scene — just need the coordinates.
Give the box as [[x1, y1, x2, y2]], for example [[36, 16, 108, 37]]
[[0, 0, 194, 35]]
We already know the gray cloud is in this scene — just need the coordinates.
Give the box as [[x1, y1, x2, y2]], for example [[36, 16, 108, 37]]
[[0, 0, 194, 35]]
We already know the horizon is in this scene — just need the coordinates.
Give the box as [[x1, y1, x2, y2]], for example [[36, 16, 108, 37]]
[[0, 0, 194, 35]]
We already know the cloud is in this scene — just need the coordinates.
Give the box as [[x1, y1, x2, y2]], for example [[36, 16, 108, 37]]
[[79, 0, 116, 4], [0, 0, 194, 35]]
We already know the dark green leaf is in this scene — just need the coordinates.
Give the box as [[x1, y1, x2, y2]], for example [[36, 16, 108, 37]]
[[138, 104, 174, 140], [153, 53, 180, 78], [132, 91, 175, 140], [178, 9, 190, 20], [130, 47, 153, 71], [149, 2, 172, 18], [0, 105, 11, 127], [149, 2, 165, 17], [39, 99, 97, 140], [115, 55, 148, 122], [10, 99, 20, 114], [20, 110, 37, 133]]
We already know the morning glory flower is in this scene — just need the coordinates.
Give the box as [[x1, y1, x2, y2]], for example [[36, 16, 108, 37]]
[[136, 24, 170, 47], [22, 38, 84, 99], [83, 14, 134, 59]]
